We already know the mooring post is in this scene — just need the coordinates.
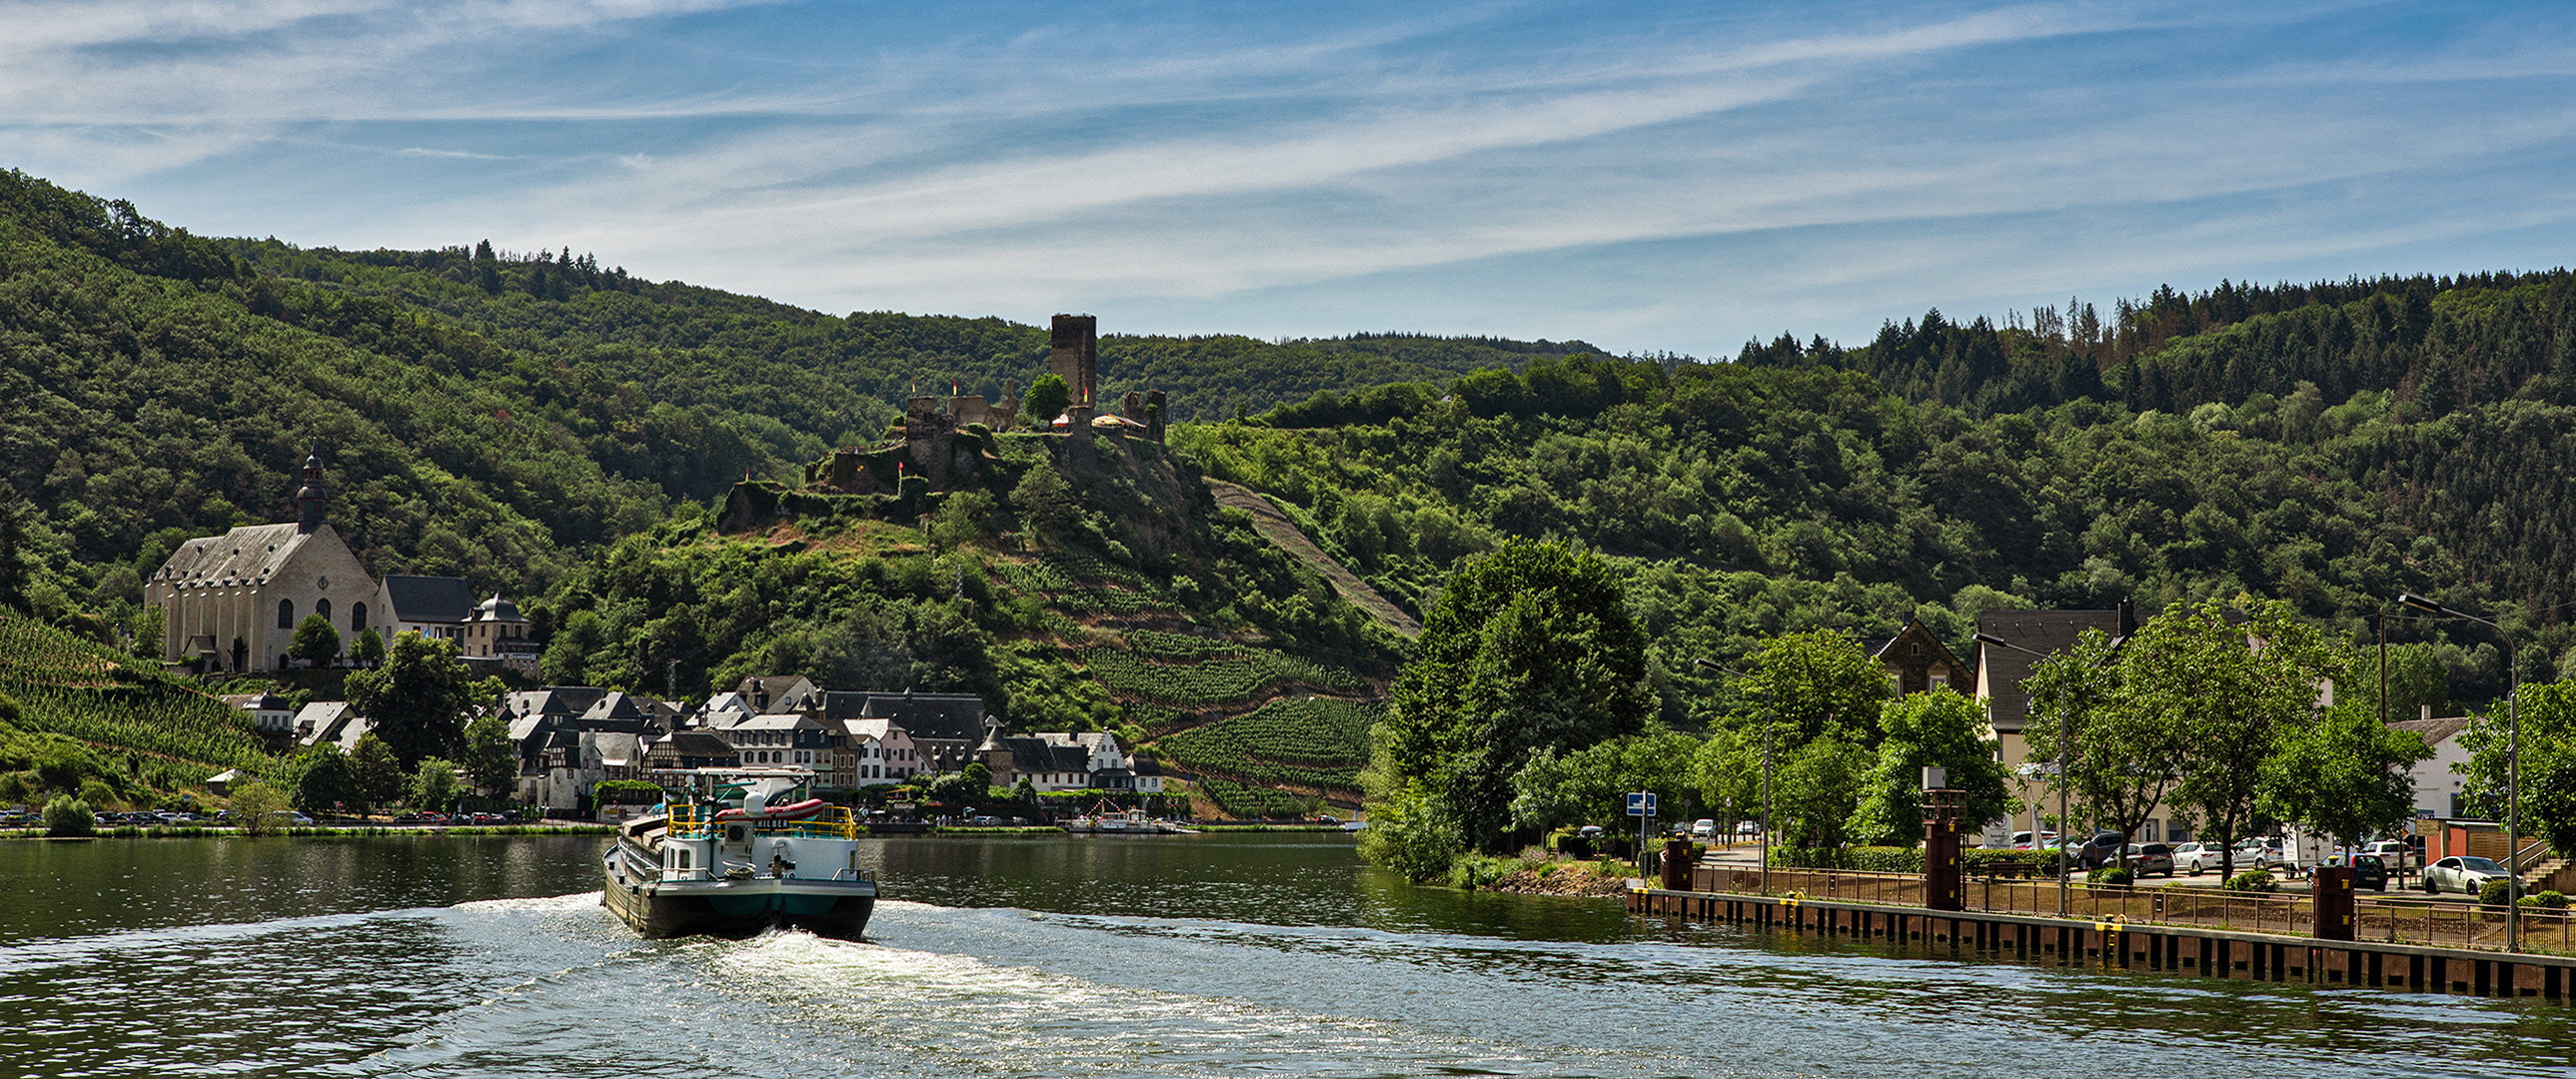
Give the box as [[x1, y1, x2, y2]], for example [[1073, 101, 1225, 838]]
[[2312, 865, 2356, 941], [1922, 769, 1964, 912]]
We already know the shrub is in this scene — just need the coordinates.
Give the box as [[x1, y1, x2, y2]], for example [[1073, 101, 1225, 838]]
[[230, 782, 286, 834], [42, 795, 93, 837], [1962, 848, 2054, 873], [2519, 890, 2569, 909], [2088, 866, 2134, 887], [2224, 870, 2279, 893], [79, 778, 116, 808], [594, 779, 665, 805], [2479, 878, 2524, 907]]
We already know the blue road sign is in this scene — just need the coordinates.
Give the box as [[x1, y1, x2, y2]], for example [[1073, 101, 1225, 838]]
[[1626, 791, 1656, 816]]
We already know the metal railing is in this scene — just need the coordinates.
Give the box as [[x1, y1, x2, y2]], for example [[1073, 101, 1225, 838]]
[[667, 803, 858, 840], [1684, 864, 2576, 956]]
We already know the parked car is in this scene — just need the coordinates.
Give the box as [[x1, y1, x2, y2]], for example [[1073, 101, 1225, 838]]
[[2172, 842, 2225, 874], [1690, 819, 1717, 839], [2230, 842, 2291, 871], [2422, 855, 2509, 895], [2008, 830, 2058, 850], [2122, 843, 2176, 877], [2364, 839, 2412, 872], [2071, 831, 2125, 870], [267, 810, 316, 826], [2309, 852, 2390, 891]]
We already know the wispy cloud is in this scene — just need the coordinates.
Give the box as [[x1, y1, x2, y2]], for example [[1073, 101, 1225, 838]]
[[0, 1, 2569, 354]]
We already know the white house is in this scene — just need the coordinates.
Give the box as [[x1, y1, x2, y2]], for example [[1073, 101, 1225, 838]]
[[2390, 713, 2475, 820], [221, 691, 297, 733], [838, 718, 921, 784]]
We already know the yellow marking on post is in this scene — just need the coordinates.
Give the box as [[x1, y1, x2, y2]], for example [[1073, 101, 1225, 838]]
[[2094, 922, 2121, 933]]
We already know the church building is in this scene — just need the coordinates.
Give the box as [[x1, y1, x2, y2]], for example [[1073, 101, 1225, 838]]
[[145, 456, 380, 672]]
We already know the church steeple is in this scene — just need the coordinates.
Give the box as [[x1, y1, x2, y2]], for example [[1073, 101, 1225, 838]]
[[296, 454, 327, 534]]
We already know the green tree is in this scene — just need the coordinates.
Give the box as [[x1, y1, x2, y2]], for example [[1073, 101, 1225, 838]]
[[346, 631, 479, 766], [1508, 726, 1703, 834], [923, 762, 993, 806], [2259, 704, 2430, 851], [288, 744, 358, 815], [1023, 373, 1072, 425], [348, 627, 386, 666], [43, 795, 93, 837], [460, 714, 519, 796], [1369, 540, 1651, 865], [2458, 679, 2576, 858], [1848, 689, 2010, 846], [409, 757, 463, 813], [2151, 595, 2346, 878], [229, 781, 286, 833], [1744, 629, 1891, 746], [1771, 732, 1874, 849], [350, 733, 405, 811], [0, 487, 29, 615], [289, 612, 340, 666], [2023, 626, 2177, 866]]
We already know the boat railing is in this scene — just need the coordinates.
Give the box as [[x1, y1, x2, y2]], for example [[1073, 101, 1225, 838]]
[[667, 803, 859, 841]]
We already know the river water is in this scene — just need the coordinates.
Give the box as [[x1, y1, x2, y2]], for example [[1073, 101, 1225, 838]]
[[4, 832, 2572, 1078]]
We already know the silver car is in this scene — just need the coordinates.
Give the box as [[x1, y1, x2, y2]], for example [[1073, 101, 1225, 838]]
[[2172, 841, 2229, 875], [2422, 855, 2507, 896]]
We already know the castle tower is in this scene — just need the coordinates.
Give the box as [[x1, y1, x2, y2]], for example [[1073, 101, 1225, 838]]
[[296, 453, 327, 534], [1049, 314, 1097, 407]]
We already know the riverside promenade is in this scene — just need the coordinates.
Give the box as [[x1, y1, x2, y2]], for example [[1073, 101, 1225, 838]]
[[1633, 849, 2576, 1001]]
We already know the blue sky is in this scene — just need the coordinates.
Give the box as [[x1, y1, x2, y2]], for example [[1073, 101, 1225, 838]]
[[3, 1, 2572, 357]]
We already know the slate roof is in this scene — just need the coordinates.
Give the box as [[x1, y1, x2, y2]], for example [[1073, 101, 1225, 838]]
[[2389, 715, 2473, 747], [1973, 607, 2131, 733], [816, 690, 990, 742], [506, 686, 611, 719], [651, 731, 739, 764], [999, 735, 1090, 774], [466, 594, 526, 623], [153, 524, 313, 588], [382, 575, 479, 624]]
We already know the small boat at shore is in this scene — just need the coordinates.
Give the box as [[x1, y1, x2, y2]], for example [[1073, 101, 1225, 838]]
[[1060, 808, 1197, 835], [603, 768, 877, 940]]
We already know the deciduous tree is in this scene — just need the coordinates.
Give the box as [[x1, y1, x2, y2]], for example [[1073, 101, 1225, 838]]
[[1368, 540, 1651, 867], [346, 631, 478, 766], [1849, 689, 2010, 845], [289, 613, 340, 667]]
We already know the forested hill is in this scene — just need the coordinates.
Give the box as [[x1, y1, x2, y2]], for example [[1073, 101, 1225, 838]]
[[5, 162, 2574, 727], [1190, 271, 2576, 723], [0, 168, 1593, 619]]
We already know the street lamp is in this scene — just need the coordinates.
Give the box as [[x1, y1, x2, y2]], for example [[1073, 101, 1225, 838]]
[[2398, 591, 2522, 953], [1697, 657, 1771, 896]]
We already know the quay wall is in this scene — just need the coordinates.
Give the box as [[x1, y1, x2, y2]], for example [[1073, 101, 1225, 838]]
[[1631, 887, 2576, 1001]]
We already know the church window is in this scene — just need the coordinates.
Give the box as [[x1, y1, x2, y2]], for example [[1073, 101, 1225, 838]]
[[277, 599, 295, 628], [352, 603, 367, 631], [316, 598, 332, 623]]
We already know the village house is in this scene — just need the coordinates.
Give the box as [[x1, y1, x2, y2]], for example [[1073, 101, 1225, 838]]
[[979, 728, 1140, 792], [221, 691, 297, 734], [1870, 617, 1971, 695], [838, 718, 921, 785], [291, 699, 370, 752]]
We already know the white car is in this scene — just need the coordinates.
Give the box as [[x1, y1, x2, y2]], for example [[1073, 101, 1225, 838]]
[[1690, 818, 1717, 839], [2172, 842, 2229, 875], [2422, 855, 2508, 896], [2364, 839, 2412, 872]]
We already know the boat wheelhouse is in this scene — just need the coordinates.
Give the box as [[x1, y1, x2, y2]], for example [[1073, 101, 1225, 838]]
[[602, 768, 877, 939]]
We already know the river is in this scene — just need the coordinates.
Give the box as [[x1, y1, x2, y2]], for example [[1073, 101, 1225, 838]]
[[3, 832, 2572, 1077]]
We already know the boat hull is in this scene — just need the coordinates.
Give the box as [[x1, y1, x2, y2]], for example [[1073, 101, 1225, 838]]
[[603, 851, 875, 940]]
